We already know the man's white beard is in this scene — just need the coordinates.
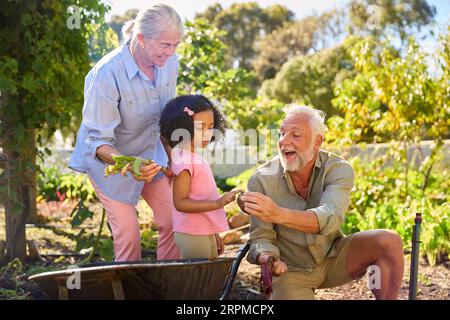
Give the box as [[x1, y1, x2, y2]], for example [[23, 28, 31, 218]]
[[279, 143, 315, 172]]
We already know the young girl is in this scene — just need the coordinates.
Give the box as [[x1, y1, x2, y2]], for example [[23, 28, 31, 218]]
[[159, 94, 241, 259]]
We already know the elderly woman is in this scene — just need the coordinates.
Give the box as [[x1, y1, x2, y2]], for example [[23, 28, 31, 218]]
[[69, 4, 183, 261]]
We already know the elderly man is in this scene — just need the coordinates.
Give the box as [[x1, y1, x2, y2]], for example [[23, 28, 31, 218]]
[[241, 104, 404, 300]]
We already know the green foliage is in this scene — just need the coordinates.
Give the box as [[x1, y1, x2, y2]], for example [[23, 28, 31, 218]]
[[195, 3, 223, 22], [97, 238, 114, 262], [329, 33, 449, 145], [71, 203, 113, 263], [37, 167, 96, 203], [225, 167, 258, 191], [0, 259, 29, 300], [178, 19, 255, 96], [70, 201, 94, 228], [141, 229, 158, 251], [253, 9, 345, 81], [177, 19, 229, 87], [88, 22, 119, 64], [226, 96, 285, 131], [0, 260, 65, 299], [212, 0, 265, 48], [215, 176, 236, 193], [0, 0, 109, 149], [348, 0, 436, 41], [69, 200, 157, 262], [342, 157, 449, 266], [177, 19, 256, 128], [260, 40, 356, 117], [196, 2, 294, 69], [327, 29, 450, 265], [107, 8, 138, 41], [0, 0, 110, 259]]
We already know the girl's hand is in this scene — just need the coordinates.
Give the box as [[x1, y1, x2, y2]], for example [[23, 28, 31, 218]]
[[215, 233, 224, 256], [131, 162, 161, 183], [217, 189, 243, 208]]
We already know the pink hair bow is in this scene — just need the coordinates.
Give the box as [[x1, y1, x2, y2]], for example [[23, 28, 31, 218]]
[[183, 106, 194, 116]]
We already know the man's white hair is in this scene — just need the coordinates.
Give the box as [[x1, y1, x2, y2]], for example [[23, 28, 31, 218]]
[[283, 104, 326, 138]]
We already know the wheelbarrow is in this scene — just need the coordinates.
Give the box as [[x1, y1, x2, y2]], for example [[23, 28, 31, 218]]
[[29, 243, 250, 300]]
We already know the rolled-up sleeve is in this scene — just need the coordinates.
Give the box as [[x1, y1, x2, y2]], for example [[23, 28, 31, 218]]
[[82, 68, 121, 161], [309, 161, 354, 235], [246, 175, 280, 264]]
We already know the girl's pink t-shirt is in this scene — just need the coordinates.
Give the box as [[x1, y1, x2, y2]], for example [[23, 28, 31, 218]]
[[170, 148, 230, 235]]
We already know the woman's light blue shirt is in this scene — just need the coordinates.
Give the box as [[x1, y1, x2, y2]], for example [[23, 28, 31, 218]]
[[69, 43, 178, 205]]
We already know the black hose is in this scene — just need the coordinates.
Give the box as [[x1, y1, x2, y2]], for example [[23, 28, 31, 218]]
[[219, 242, 250, 300]]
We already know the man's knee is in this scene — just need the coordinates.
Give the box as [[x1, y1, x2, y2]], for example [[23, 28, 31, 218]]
[[373, 229, 403, 257]]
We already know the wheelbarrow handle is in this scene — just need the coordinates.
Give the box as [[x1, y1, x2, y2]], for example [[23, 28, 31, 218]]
[[219, 242, 250, 300]]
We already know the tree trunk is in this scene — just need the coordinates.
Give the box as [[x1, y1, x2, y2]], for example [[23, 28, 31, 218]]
[[3, 127, 37, 261]]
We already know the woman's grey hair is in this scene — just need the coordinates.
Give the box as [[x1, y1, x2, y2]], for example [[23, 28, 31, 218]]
[[121, 4, 184, 46], [283, 104, 326, 138]]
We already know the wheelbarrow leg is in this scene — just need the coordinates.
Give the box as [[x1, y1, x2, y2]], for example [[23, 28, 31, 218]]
[[219, 242, 250, 300], [58, 283, 69, 300], [111, 277, 125, 300]]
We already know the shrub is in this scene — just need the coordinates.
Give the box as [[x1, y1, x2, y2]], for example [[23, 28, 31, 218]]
[[37, 167, 96, 203]]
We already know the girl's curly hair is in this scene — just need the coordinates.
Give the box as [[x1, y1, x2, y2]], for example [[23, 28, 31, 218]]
[[159, 94, 227, 148]]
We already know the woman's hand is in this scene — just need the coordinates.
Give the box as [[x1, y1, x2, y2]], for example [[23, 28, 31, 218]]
[[131, 162, 161, 183], [217, 189, 243, 208], [215, 233, 224, 256]]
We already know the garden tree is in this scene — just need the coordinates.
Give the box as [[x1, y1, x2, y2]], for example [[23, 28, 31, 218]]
[[177, 19, 255, 129], [328, 35, 447, 144], [259, 39, 356, 117], [326, 31, 449, 265], [253, 9, 345, 81], [88, 22, 119, 63], [253, 17, 317, 82], [57, 21, 119, 145], [196, 2, 294, 69], [229, 96, 285, 132], [108, 8, 139, 42], [194, 2, 223, 23], [314, 9, 347, 52], [435, 28, 450, 142], [0, 0, 109, 261], [348, 0, 436, 42], [260, 4, 295, 34]]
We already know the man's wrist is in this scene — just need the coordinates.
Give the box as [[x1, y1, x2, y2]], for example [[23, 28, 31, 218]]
[[257, 251, 275, 264], [275, 206, 289, 225]]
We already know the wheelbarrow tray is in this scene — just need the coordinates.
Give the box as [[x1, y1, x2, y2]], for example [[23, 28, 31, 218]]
[[29, 258, 235, 300]]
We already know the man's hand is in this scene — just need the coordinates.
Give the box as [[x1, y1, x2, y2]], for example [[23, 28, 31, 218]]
[[241, 192, 284, 224], [258, 252, 288, 276]]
